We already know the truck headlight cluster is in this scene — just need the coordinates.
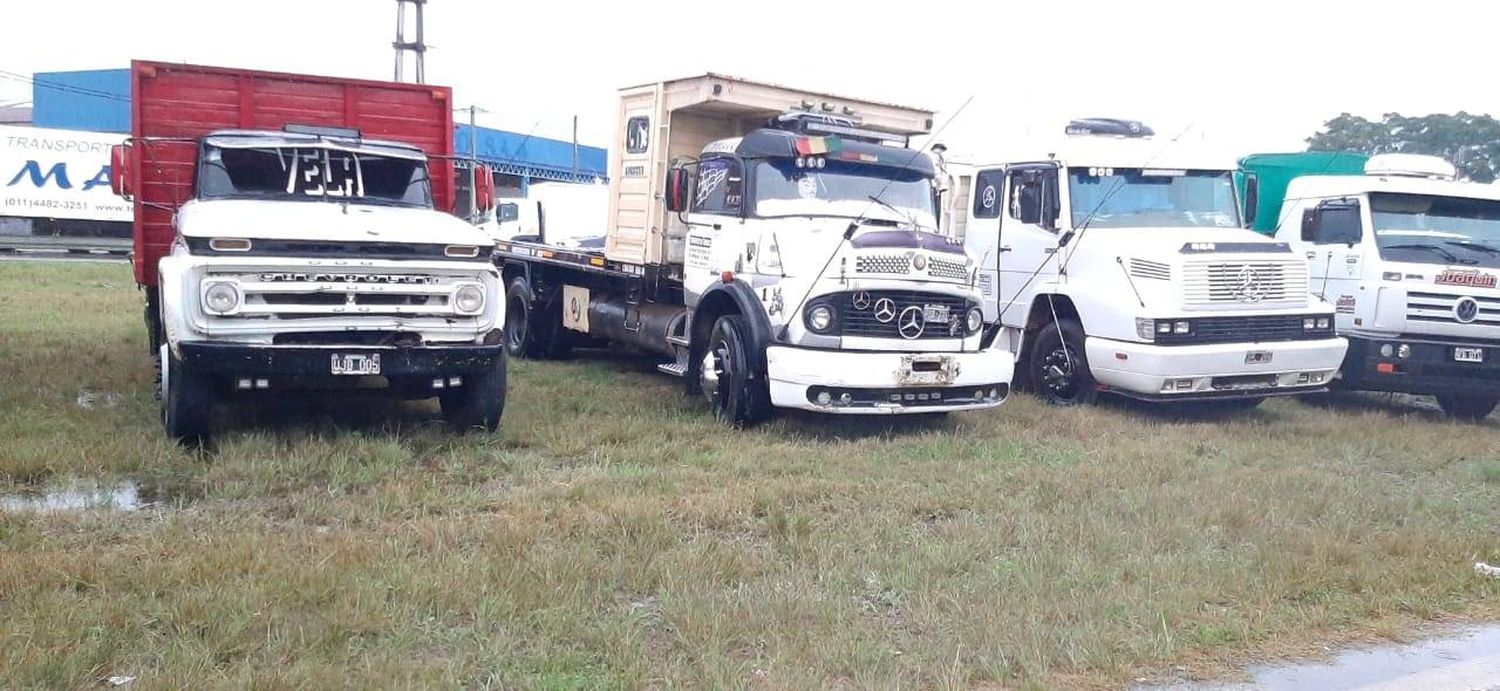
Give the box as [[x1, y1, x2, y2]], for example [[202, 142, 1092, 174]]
[[453, 283, 486, 315], [806, 304, 836, 333], [965, 307, 984, 335], [1135, 318, 1190, 340], [202, 280, 242, 315]]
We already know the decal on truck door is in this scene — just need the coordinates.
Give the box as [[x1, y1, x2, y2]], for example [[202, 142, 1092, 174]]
[[562, 285, 590, 333]]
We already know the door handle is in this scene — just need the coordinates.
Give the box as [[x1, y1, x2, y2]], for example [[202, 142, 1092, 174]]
[[999, 245, 1013, 253], [1043, 247, 1058, 255], [1305, 251, 1316, 259]]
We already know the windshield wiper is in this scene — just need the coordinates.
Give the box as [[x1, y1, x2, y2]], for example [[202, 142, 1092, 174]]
[[865, 194, 927, 231], [1445, 240, 1500, 256], [1384, 242, 1475, 264]]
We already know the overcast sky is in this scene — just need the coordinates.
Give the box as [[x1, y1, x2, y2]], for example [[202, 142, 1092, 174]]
[[4, 0, 1493, 161]]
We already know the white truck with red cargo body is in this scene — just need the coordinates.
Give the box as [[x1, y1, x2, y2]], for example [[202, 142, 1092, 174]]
[[494, 74, 1013, 426], [112, 61, 506, 442]]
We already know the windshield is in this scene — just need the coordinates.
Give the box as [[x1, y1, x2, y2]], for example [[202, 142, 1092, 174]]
[[753, 159, 935, 226], [197, 145, 433, 208], [1067, 168, 1239, 229], [1372, 192, 1500, 268]]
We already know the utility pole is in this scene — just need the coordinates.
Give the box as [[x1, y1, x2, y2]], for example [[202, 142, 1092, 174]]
[[572, 115, 579, 175], [393, 0, 427, 84], [458, 105, 489, 222]]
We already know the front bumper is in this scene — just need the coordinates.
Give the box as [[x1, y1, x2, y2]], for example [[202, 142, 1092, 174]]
[[765, 345, 1014, 414], [1085, 336, 1347, 400], [175, 341, 505, 386], [1341, 334, 1500, 396]]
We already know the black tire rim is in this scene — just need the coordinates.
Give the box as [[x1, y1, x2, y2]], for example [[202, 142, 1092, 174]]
[[1039, 346, 1081, 402], [506, 294, 529, 352]]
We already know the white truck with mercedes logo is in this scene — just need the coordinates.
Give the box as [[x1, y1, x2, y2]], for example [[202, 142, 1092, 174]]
[[1241, 151, 1500, 419], [952, 119, 1347, 407], [493, 74, 1013, 426]]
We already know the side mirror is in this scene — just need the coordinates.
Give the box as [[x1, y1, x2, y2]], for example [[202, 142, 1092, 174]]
[[1242, 174, 1259, 228], [665, 167, 690, 213], [1040, 178, 1060, 231], [109, 143, 133, 199], [474, 164, 495, 212]]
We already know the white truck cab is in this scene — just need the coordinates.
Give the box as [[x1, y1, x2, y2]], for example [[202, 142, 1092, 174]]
[[1265, 153, 1500, 419], [496, 75, 1014, 426], [958, 119, 1347, 406]]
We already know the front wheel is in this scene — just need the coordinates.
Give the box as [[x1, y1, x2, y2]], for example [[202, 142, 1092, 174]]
[[440, 352, 509, 432], [1027, 319, 1097, 406], [1436, 393, 1499, 421], [160, 344, 212, 445], [698, 314, 772, 427]]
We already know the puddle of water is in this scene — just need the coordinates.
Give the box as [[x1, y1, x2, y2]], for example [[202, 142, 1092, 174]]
[[1140, 625, 1500, 690], [0, 480, 154, 513]]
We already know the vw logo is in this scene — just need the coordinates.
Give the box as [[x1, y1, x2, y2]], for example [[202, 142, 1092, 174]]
[[852, 291, 872, 310], [897, 306, 925, 339], [1455, 296, 1480, 323], [873, 298, 897, 322], [1232, 265, 1264, 303]]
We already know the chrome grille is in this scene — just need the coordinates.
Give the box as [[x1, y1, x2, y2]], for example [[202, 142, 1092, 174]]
[[206, 271, 479, 320], [927, 257, 969, 280], [855, 254, 911, 275], [1128, 258, 1171, 281], [1183, 260, 1307, 307], [824, 290, 973, 340], [1406, 291, 1500, 326]]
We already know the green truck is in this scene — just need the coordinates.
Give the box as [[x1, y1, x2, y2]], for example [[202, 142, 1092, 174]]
[[1236, 151, 1369, 234]]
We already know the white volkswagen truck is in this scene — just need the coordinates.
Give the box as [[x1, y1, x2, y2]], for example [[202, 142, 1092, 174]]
[[494, 74, 1013, 426], [1244, 152, 1500, 419], [957, 119, 1347, 407], [113, 61, 507, 442]]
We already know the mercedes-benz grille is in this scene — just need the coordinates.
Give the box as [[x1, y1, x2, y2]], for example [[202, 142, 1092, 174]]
[[810, 291, 976, 340]]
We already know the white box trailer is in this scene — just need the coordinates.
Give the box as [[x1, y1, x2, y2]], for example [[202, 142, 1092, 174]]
[[494, 74, 1014, 426]]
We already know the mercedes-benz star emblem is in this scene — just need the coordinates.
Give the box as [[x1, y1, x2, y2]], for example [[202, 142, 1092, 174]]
[[1455, 296, 1480, 323], [1232, 265, 1265, 303], [852, 291, 872, 310], [873, 298, 897, 322], [897, 306, 925, 339]]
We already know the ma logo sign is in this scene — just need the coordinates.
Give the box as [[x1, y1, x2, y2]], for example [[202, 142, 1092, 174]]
[[6, 161, 112, 191]]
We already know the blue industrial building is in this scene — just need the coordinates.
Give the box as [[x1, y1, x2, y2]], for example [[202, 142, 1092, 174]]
[[31, 68, 608, 190]]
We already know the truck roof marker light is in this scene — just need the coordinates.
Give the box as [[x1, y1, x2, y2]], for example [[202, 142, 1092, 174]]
[[720, 271, 735, 283], [209, 237, 252, 252], [444, 244, 480, 258]]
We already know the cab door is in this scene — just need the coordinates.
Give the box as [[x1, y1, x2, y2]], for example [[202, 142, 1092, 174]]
[[1298, 197, 1365, 325], [964, 167, 1007, 321], [994, 163, 1064, 328], [682, 156, 746, 306]]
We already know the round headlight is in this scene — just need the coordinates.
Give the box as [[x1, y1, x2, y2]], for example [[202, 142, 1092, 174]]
[[966, 307, 984, 334], [807, 304, 835, 333], [454, 284, 486, 314], [203, 281, 241, 314]]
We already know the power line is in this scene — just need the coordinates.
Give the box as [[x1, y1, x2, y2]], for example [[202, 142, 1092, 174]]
[[0, 69, 130, 103]]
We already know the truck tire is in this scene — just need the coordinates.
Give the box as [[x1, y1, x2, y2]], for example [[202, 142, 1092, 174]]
[[1436, 393, 1499, 421], [1028, 319, 1097, 406], [440, 351, 508, 432], [504, 277, 570, 359], [699, 314, 773, 427], [160, 344, 212, 445]]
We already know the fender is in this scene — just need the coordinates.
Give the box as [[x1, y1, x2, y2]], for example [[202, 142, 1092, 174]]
[[693, 280, 775, 353]]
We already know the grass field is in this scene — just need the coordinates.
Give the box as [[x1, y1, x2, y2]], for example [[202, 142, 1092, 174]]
[[3, 261, 1500, 689]]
